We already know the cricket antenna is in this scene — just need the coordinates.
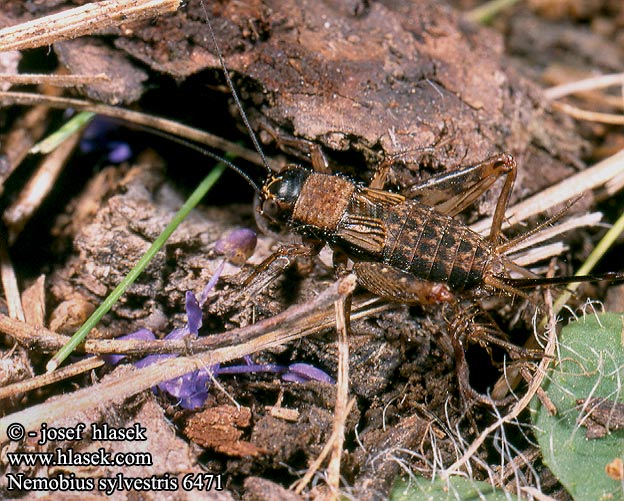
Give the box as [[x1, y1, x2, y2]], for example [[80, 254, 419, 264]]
[[137, 124, 262, 193], [200, 0, 273, 176]]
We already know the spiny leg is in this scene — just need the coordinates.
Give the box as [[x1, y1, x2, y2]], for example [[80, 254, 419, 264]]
[[368, 156, 395, 190], [447, 302, 541, 406], [353, 262, 455, 305], [402, 153, 517, 232], [265, 129, 333, 174], [309, 144, 331, 174], [486, 154, 517, 244], [243, 240, 324, 288]]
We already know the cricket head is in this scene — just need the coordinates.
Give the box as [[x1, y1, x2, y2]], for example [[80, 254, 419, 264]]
[[259, 166, 311, 226]]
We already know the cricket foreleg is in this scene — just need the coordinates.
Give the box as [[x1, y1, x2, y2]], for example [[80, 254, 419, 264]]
[[353, 262, 455, 305], [243, 240, 323, 288], [368, 157, 395, 190], [263, 126, 332, 174]]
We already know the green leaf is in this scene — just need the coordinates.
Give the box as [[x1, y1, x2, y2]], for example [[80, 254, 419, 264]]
[[391, 476, 509, 500], [532, 312, 624, 501]]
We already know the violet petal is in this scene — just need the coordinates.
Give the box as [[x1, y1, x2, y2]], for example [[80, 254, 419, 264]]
[[185, 291, 202, 335], [216, 363, 286, 375], [281, 372, 310, 384], [107, 141, 132, 163], [135, 353, 174, 369], [158, 367, 213, 410], [198, 259, 225, 306], [103, 328, 156, 365], [180, 389, 210, 410], [285, 363, 335, 384], [163, 327, 189, 341]]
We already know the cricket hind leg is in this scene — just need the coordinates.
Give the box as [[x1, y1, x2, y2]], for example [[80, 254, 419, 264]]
[[352, 262, 455, 305], [447, 301, 543, 406], [402, 153, 517, 243]]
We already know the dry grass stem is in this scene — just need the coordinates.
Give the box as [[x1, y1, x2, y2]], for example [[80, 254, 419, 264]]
[[508, 242, 567, 268], [0, 356, 105, 401], [21, 275, 46, 326], [492, 447, 541, 488], [551, 101, 624, 125], [0, 105, 50, 189], [519, 486, 559, 501], [326, 296, 352, 494], [0, 91, 274, 169], [523, 367, 557, 416], [597, 170, 624, 201], [0, 0, 181, 52], [292, 398, 357, 496], [0, 296, 390, 402], [502, 212, 602, 256], [0, 73, 110, 87], [544, 72, 624, 101], [0, 236, 24, 321], [3, 127, 82, 243], [0, 289, 388, 360]]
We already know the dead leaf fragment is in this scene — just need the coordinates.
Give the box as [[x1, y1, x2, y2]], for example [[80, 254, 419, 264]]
[[184, 404, 263, 457], [606, 457, 624, 481]]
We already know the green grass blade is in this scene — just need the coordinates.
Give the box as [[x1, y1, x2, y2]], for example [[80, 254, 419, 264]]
[[550, 209, 624, 318], [465, 0, 520, 25], [30, 111, 96, 154]]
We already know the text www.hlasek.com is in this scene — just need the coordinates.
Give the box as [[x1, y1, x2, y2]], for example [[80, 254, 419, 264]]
[[6, 448, 152, 467]]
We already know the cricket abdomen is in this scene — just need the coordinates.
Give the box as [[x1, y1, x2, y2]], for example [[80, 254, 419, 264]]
[[383, 201, 496, 290], [282, 172, 499, 292], [332, 190, 499, 291]]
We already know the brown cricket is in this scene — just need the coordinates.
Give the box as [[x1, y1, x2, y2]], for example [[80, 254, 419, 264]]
[[194, 8, 621, 404], [257, 152, 522, 305]]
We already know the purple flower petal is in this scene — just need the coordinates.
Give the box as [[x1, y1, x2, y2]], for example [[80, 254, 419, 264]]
[[102, 328, 156, 365], [107, 141, 132, 163], [281, 372, 310, 384], [158, 367, 213, 410], [180, 389, 210, 410], [284, 363, 334, 384], [134, 353, 173, 369], [185, 291, 202, 335], [163, 327, 189, 341], [198, 259, 225, 306], [216, 363, 286, 375]]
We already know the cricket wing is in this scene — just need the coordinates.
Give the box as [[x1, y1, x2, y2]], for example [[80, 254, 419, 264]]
[[332, 188, 400, 255]]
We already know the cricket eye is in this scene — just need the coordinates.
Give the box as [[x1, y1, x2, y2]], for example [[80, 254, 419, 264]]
[[261, 198, 280, 219]]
